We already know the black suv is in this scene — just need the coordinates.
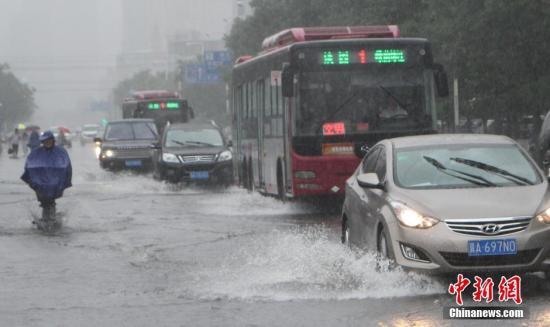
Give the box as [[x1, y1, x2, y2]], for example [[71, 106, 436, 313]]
[[151, 122, 233, 185], [95, 119, 158, 170]]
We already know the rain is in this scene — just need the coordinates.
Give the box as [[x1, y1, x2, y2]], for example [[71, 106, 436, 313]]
[[1, 1, 550, 326]]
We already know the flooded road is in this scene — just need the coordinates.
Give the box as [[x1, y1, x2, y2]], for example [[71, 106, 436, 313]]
[[1, 145, 549, 326]]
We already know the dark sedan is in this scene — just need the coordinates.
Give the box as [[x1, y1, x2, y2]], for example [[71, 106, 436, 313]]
[[151, 123, 233, 185]]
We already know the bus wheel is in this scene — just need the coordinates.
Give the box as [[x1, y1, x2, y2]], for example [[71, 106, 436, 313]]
[[240, 159, 248, 188], [246, 159, 254, 192], [277, 161, 286, 201]]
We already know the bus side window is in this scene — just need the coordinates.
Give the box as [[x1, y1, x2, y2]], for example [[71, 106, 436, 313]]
[[264, 77, 271, 137]]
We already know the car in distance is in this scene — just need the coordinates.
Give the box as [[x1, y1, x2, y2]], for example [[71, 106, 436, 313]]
[[95, 119, 158, 170], [80, 124, 100, 145], [151, 122, 233, 185], [342, 134, 550, 278]]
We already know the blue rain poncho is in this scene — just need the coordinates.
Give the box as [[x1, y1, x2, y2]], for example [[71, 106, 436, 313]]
[[21, 146, 72, 199], [27, 130, 40, 151]]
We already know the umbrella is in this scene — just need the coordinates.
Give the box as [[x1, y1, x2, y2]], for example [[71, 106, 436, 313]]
[[25, 125, 41, 132], [57, 126, 71, 133]]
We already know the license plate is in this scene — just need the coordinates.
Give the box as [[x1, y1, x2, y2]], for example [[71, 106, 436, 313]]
[[190, 171, 209, 180], [125, 159, 142, 167], [468, 239, 517, 256]]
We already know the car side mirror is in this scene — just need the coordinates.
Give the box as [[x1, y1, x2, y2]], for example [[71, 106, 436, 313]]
[[227, 140, 233, 147], [357, 173, 383, 189]]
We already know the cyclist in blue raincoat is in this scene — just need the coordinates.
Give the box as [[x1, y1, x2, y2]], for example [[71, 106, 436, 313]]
[[21, 131, 72, 217]]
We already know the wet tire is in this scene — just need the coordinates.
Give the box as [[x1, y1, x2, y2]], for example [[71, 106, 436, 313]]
[[153, 166, 165, 181], [246, 160, 254, 192], [376, 227, 400, 272], [276, 162, 286, 201], [377, 228, 393, 260], [240, 159, 248, 189], [341, 216, 351, 248]]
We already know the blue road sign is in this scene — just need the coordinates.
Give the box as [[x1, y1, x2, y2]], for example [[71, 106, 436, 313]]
[[184, 63, 221, 84]]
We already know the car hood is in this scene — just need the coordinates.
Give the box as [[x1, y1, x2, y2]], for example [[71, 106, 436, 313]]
[[163, 146, 226, 156], [102, 140, 155, 149], [389, 183, 549, 220]]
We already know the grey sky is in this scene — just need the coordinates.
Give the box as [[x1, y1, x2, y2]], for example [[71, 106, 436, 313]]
[[0, 0, 234, 127]]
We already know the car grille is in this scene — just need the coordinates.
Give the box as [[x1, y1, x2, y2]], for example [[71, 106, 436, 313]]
[[440, 249, 540, 267], [111, 147, 151, 158], [179, 155, 216, 164], [445, 216, 532, 236]]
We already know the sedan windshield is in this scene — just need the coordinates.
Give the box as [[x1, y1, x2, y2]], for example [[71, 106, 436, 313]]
[[105, 122, 157, 141], [394, 144, 541, 189], [165, 128, 223, 147]]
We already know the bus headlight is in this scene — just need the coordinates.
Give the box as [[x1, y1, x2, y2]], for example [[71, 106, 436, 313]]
[[162, 153, 180, 163], [218, 150, 232, 161]]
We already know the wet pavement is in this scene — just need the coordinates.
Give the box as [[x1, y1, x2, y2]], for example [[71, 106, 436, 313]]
[[1, 145, 549, 326]]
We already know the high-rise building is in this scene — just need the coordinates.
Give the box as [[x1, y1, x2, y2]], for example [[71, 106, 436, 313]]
[[117, 0, 252, 79]]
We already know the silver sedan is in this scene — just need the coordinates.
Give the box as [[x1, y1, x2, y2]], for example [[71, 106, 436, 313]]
[[342, 134, 550, 277]]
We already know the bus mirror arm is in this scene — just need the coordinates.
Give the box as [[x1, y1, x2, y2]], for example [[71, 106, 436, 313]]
[[433, 63, 449, 98], [282, 63, 294, 98]]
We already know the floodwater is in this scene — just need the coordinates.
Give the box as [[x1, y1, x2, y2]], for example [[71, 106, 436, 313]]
[[1, 144, 549, 326]]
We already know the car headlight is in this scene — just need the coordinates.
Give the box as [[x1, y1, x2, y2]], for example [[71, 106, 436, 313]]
[[104, 149, 115, 158], [162, 153, 180, 163], [390, 201, 439, 229], [536, 208, 550, 224], [218, 150, 232, 161]]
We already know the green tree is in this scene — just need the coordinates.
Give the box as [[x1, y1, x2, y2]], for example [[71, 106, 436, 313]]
[[0, 64, 36, 131], [226, 0, 550, 136]]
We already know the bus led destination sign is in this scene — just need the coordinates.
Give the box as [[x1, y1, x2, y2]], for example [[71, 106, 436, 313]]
[[147, 101, 180, 110], [320, 49, 406, 65]]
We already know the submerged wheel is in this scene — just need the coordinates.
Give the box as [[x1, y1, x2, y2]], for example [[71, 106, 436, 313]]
[[241, 159, 248, 188], [341, 216, 350, 247], [276, 161, 286, 201], [378, 228, 391, 259], [246, 159, 254, 191]]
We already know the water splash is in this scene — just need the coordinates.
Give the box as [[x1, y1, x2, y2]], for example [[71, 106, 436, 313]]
[[190, 226, 445, 301]]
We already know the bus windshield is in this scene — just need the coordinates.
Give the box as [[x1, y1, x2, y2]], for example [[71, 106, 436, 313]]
[[296, 67, 432, 136]]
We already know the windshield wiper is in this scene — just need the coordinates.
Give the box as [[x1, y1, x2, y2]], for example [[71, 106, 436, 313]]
[[423, 156, 497, 187], [450, 157, 534, 186], [378, 85, 409, 112], [313, 85, 370, 134], [172, 140, 215, 147]]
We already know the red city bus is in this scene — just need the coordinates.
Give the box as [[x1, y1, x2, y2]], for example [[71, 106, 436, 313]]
[[122, 90, 193, 132], [231, 26, 449, 199]]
